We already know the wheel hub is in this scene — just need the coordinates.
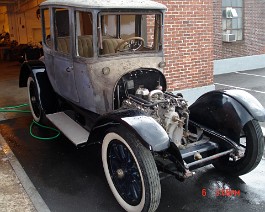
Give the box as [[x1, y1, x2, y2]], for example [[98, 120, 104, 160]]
[[116, 168, 125, 179], [31, 96, 36, 102]]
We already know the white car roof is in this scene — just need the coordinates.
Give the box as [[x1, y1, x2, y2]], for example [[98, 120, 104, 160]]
[[40, 0, 167, 10]]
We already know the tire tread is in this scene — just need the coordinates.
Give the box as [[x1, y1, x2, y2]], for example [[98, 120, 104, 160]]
[[128, 136, 161, 212], [102, 127, 161, 212], [214, 120, 264, 176]]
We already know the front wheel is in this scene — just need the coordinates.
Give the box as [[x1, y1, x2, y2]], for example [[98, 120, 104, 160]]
[[102, 127, 161, 212], [213, 120, 264, 176]]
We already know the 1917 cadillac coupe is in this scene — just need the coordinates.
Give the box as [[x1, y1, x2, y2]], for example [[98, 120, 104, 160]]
[[19, 0, 265, 211]]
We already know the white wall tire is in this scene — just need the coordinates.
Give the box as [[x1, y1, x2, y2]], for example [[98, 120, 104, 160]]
[[213, 120, 264, 176], [27, 76, 43, 122], [102, 128, 161, 212]]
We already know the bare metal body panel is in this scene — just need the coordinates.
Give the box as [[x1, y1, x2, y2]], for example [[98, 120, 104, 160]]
[[40, 0, 167, 10], [44, 47, 164, 114]]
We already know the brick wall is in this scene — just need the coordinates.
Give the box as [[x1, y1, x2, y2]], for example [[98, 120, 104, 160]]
[[146, 15, 155, 47], [214, 0, 265, 60], [156, 0, 214, 91]]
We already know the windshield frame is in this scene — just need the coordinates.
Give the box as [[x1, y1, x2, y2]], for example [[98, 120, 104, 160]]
[[97, 10, 164, 57]]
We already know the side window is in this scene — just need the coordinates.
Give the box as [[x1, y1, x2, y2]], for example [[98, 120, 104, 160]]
[[141, 14, 162, 50], [102, 15, 117, 38], [98, 14, 161, 56], [143, 15, 155, 48], [42, 8, 52, 48], [222, 0, 243, 41], [75, 11, 93, 58], [54, 8, 70, 54], [120, 15, 136, 40]]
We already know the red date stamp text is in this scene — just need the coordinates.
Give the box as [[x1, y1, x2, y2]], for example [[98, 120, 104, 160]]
[[202, 188, 240, 197]]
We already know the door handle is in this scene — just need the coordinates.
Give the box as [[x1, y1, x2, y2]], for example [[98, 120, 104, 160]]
[[66, 66, 73, 72]]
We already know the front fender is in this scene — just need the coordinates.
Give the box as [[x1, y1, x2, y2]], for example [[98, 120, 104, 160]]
[[224, 89, 265, 121], [89, 109, 170, 152], [189, 90, 265, 142]]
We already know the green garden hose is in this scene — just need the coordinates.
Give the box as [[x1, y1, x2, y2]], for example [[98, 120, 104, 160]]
[[0, 103, 31, 113], [30, 120, 60, 140], [0, 103, 60, 140]]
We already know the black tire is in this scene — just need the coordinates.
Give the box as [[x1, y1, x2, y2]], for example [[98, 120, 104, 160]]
[[213, 120, 264, 176], [27, 75, 44, 122], [102, 127, 161, 212]]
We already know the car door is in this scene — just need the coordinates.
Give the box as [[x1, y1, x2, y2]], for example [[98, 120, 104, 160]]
[[53, 7, 79, 102], [72, 10, 96, 110]]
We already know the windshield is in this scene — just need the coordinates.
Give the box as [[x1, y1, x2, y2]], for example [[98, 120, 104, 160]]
[[98, 12, 162, 56]]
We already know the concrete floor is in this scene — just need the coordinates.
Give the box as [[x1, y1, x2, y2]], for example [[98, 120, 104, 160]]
[[0, 61, 29, 121], [0, 61, 265, 212], [0, 61, 36, 212], [0, 141, 36, 212], [215, 69, 265, 130]]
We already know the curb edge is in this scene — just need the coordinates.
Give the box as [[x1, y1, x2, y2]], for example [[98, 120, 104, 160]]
[[0, 134, 50, 212]]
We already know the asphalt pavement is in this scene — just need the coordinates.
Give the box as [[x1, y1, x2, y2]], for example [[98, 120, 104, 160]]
[[214, 68, 265, 129], [1, 115, 265, 212], [0, 62, 265, 212]]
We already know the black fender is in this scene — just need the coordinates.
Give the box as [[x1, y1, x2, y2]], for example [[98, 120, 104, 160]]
[[19, 60, 58, 114], [189, 89, 265, 142], [19, 60, 46, 87], [88, 109, 170, 152]]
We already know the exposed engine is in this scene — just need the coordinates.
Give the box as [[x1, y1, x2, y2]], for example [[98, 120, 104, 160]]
[[121, 86, 190, 148]]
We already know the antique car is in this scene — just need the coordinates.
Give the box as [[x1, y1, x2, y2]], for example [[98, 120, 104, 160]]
[[19, 0, 265, 211]]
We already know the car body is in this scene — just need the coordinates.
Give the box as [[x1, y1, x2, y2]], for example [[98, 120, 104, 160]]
[[19, 0, 265, 211]]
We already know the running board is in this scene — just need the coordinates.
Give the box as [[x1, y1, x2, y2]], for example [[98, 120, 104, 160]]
[[46, 112, 89, 146]]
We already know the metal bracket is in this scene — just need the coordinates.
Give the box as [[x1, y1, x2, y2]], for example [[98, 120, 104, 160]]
[[189, 120, 245, 158]]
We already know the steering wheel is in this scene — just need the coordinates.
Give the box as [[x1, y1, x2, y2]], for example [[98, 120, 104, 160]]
[[115, 37, 145, 52]]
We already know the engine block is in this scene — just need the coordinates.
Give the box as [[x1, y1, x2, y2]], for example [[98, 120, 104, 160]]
[[121, 88, 189, 147]]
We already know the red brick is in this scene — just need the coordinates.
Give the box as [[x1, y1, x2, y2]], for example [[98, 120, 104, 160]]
[[155, 0, 214, 91]]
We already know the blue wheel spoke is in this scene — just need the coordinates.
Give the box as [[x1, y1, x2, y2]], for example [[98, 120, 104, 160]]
[[112, 144, 127, 162], [125, 149, 133, 166], [130, 180, 141, 200], [107, 140, 142, 205], [117, 145, 126, 160], [109, 158, 120, 171]]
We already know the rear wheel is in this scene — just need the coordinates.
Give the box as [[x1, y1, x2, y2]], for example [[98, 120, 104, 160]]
[[213, 120, 264, 176], [102, 127, 161, 212], [27, 75, 43, 122]]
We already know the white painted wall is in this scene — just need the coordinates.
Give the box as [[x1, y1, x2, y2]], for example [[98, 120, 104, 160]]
[[25, 6, 43, 42], [0, 6, 9, 33], [16, 13, 28, 43], [7, 11, 18, 41], [214, 54, 265, 75], [5, 0, 44, 44]]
